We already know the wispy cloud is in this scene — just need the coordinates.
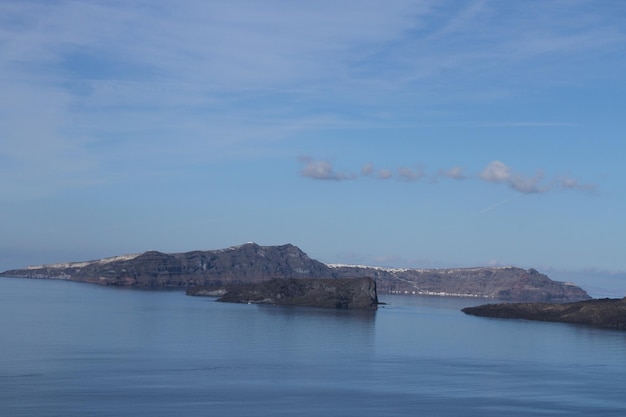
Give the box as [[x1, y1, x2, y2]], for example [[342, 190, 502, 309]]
[[377, 169, 394, 180], [1, 0, 622, 200], [398, 166, 425, 181], [558, 176, 596, 193], [301, 157, 596, 195], [400, 0, 626, 83], [439, 166, 467, 180], [298, 156, 354, 181], [509, 173, 548, 194], [475, 122, 578, 128], [361, 163, 375, 176], [480, 161, 548, 194], [479, 161, 598, 194], [474, 199, 510, 216]]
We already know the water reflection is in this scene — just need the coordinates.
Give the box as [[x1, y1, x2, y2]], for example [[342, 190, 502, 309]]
[[380, 293, 500, 310], [2, 278, 626, 417]]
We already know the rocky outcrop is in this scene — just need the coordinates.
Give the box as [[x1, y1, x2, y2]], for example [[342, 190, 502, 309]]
[[462, 298, 626, 330], [0, 242, 591, 302], [188, 277, 379, 310]]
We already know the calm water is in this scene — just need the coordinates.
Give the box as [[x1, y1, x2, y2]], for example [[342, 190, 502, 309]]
[[1, 278, 625, 417]]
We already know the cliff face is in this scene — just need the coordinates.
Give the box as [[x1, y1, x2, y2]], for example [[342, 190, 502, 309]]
[[188, 277, 379, 310], [462, 298, 626, 330], [0, 243, 332, 288], [331, 265, 591, 302], [0, 243, 591, 302]]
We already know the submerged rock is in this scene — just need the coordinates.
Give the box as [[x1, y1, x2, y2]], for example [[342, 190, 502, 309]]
[[462, 297, 626, 330], [187, 277, 379, 310]]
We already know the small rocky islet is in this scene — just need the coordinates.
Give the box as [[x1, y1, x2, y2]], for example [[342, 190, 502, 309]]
[[187, 277, 379, 310], [462, 297, 626, 330]]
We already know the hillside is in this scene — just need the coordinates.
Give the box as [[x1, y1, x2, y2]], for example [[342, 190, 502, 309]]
[[0, 242, 590, 302], [330, 264, 590, 302], [0, 243, 331, 287]]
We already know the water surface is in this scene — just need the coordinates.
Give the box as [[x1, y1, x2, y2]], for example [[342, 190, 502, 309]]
[[1, 278, 625, 416]]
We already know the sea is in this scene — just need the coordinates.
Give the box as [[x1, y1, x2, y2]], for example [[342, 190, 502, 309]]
[[1, 277, 625, 417]]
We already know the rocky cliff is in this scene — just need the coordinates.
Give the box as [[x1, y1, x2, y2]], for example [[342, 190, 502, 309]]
[[188, 277, 378, 310], [330, 265, 590, 302], [462, 298, 626, 330], [0, 242, 591, 302], [0, 243, 331, 288]]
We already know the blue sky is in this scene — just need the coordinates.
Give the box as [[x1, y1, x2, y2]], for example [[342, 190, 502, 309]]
[[1, 0, 625, 296]]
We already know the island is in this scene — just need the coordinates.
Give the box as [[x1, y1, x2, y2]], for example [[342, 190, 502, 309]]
[[462, 297, 626, 330], [0, 242, 591, 302], [187, 277, 379, 310]]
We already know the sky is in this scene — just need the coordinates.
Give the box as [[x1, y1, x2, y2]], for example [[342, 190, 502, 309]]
[[1, 0, 625, 296]]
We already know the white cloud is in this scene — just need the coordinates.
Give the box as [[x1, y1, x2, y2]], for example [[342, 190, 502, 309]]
[[298, 156, 354, 181], [439, 166, 467, 180], [300, 157, 596, 196], [480, 161, 550, 194], [361, 163, 375, 176], [398, 167, 424, 181], [0, 0, 617, 200], [558, 176, 596, 193], [508, 172, 548, 194], [480, 161, 511, 183], [0, 0, 430, 199], [378, 169, 393, 180]]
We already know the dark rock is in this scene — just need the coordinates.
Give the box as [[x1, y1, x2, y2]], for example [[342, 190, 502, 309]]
[[462, 298, 626, 330], [188, 277, 379, 310], [330, 265, 590, 302], [0, 242, 591, 302], [0, 243, 332, 288]]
